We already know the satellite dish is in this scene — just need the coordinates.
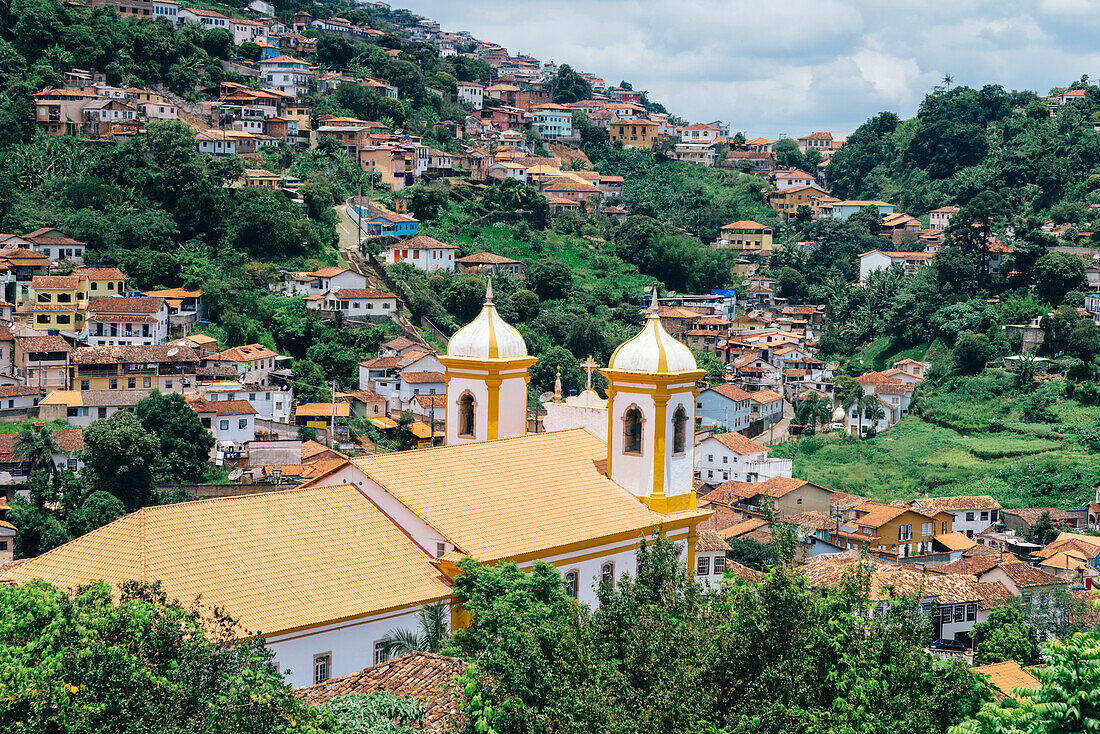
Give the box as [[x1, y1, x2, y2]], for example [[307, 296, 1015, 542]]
[[166, 347, 179, 357], [538, 391, 553, 402]]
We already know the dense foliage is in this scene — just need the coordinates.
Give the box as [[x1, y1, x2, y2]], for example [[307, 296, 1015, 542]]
[[452, 536, 990, 734]]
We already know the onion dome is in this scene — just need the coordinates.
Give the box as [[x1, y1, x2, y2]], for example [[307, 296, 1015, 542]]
[[607, 285, 698, 373], [446, 278, 528, 360]]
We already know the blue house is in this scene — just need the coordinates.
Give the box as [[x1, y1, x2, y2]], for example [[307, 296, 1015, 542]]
[[696, 384, 752, 431], [347, 200, 419, 237]]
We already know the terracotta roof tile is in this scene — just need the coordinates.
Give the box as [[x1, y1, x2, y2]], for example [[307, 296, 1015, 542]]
[[297, 652, 466, 732], [710, 431, 768, 455], [972, 660, 1040, 702]]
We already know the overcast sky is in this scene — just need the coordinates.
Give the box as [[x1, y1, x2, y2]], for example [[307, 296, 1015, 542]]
[[405, 0, 1100, 138]]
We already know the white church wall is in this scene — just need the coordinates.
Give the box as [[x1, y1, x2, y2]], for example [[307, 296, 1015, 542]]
[[606, 387, 658, 499], [497, 375, 528, 438]]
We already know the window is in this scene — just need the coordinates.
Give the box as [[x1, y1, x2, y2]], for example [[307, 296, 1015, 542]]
[[313, 654, 330, 684], [97, 407, 107, 420], [623, 405, 643, 455], [373, 641, 388, 665], [965, 511, 975, 522], [67, 458, 77, 470], [600, 562, 614, 587], [954, 605, 964, 623], [238, 419, 247, 430], [921, 522, 933, 537], [713, 555, 725, 574], [80, 380, 89, 391], [672, 405, 688, 454], [436, 542, 446, 558], [697, 556, 710, 575], [942, 521, 948, 534], [109, 378, 117, 390], [898, 524, 912, 541], [966, 604, 976, 621], [127, 377, 136, 389], [564, 570, 578, 598], [143, 377, 151, 388], [980, 511, 989, 521], [219, 419, 229, 430], [457, 392, 475, 438]]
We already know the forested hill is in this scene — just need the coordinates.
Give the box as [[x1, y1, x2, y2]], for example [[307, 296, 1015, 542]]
[[827, 80, 1100, 226]]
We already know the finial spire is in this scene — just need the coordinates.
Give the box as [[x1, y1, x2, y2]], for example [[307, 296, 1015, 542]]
[[647, 283, 660, 315], [553, 366, 562, 403], [485, 276, 494, 305]]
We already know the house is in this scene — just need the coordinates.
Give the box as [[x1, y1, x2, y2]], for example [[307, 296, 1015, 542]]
[[190, 378, 293, 424], [748, 389, 784, 434], [1032, 532, 1100, 576], [34, 88, 101, 136], [802, 554, 1014, 645], [380, 236, 457, 273], [18, 227, 86, 263], [911, 496, 1003, 539], [178, 7, 230, 28], [189, 397, 257, 464], [767, 186, 823, 219], [285, 266, 368, 297], [457, 82, 484, 109], [858, 250, 936, 282], [609, 119, 658, 149], [347, 200, 420, 238], [529, 104, 573, 139], [343, 390, 388, 419], [828, 200, 895, 221], [359, 349, 444, 411], [774, 169, 821, 191], [486, 162, 528, 184], [141, 288, 206, 335], [1001, 507, 1085, 536], [972, 661, 1040, 702], [929, 205, 959, 231], [716, 221, 773, 255], [207, 343, 287, 385], [0, 429, 84, 487], [844, 370, 916, 435], [977, 562, 1065, 609], [542, 178, 599, 202], [71, 344, 199, 394], [38, 389, 145, 427], [680, 123, 720, 143], [394, 370, 446, 413], [455, 253, 525, 278], [695, 384, 752, 432], [797, 132, 833, 153], [701, 476, 833, 517], [321, 289, 398, 322], [299, 652, 467, 732], [694, 531, 731, 580], [258, 56, 315, 97], [14, 336, 72, 390], [837, 501, 955, 559], [0, 247, 52, 302], [85, 296, 169, 346], [0, 385, 42, 421], [670, 141, 720, 167], [694, 432, 792, 485]]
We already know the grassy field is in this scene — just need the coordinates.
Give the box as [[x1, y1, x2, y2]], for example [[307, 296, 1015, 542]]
[[773, 404, 1100, 510], [847, 337, 946, 373]]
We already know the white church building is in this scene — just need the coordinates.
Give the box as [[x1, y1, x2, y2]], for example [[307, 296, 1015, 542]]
[[2, 284, 713, 688]]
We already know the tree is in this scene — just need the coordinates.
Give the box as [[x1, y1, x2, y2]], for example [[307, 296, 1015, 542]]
[[510, 289, 540, 322], [293, 359, 329, 403], [776, 267, 808, 302], [1032, 251, 1088, 306], [0, 580, 324, 733], [847, 204, 883, 236], [945, 191, 1006, 278], [953, 332, 993, 375], [1026, 510, 1059, 546], [378, 603, 450, 657], [545, 63, 592, 104], [12, 424, 61, 482], [297, 426, 317, 443], [795, 392, 833, 433], [950, 632, 1100, 734], [201, 27, 233, 60], [403, 184, 446, 222], [67, 490, 126, 537], [1067, 319, 1100, 362], [725, 537, 775, 570], [527, 258, 573, 301], [237, 41, 261, 61], [136, 392, 216, 483], [972, 604, 1040, 666], [322, 693, 426, 734], [693, 349, 726, 384], [80, 411, 160, 511]]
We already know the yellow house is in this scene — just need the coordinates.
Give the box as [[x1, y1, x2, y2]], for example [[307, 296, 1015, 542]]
[[610, 119, 658, 149], [768, 186, 822, 219], [836, 501, 955, 559], [717, 221, 774, 255], [25, 268, 128, 332]]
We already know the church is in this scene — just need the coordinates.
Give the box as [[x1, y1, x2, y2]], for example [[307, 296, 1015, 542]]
[[3, 283, 712, 687]]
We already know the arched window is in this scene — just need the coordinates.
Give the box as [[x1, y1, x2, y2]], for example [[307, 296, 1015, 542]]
[[564, 570, 579, 598], [623, 405, 643, 455], [672, 405, 688, 455], [601, 562, 615, 588], [457, 392, 475, 438]]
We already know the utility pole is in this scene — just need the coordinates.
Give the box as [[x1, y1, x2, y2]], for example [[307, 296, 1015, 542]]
[[356, 182, 363, 251]]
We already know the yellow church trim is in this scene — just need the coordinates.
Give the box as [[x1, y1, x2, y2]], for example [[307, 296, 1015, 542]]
[[651, 388, 670, 501], [485, 375, 502, 440]]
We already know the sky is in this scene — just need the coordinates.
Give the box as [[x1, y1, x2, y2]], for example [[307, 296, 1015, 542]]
[[404, 0, 1100, 138]]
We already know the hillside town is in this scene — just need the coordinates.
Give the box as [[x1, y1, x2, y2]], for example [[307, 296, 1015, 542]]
[[3, 0, 1100, 732]]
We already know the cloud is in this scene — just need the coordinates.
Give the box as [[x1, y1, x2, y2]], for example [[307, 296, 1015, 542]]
[[403, 0, 1100, 136]]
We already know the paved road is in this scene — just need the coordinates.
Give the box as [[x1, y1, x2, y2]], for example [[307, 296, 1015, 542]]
[[334, 205, 361, 251], [761, 398, 795, 446]]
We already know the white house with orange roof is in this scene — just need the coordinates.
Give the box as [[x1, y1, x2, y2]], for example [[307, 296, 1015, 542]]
[[207, 343, 288, 385], [284, 266, 368, 296], [680, 123, 720, 143], [694, 430, 792, 485], [797, 132, 833, 153], [774, 169, 822, 192], [845, 370, 917, 435]]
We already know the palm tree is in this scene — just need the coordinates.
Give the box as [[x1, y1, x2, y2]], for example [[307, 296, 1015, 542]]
[[942, 73, 954, 91], [857, 394, 878, 438], [809, 399, 832, 433], [12, 424, 61, 480], [378, 602, 449, 658], [842, 385, 864, 434], [865, 403, 887, 436]]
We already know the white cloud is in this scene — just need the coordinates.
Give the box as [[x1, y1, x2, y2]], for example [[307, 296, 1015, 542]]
[[403, 0, 1100, 136]]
